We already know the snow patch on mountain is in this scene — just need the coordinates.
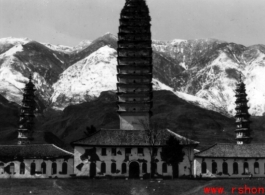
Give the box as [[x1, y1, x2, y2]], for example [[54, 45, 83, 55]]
[[179, 62, 187, 70], [170, 39, 187, 45], [2, 44, 24, 57], [0, 66, 52, 105], [0, 67, 27, 103], [43, 43, 73, 53], [244, 51, 265, 116], [0, 37, 30, 45], [51, 45, 118, 109], [52, 53, 64, 64], [152, 79, 174, 91]]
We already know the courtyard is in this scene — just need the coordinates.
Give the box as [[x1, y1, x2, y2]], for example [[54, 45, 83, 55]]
[[0, 178, 264, 195]]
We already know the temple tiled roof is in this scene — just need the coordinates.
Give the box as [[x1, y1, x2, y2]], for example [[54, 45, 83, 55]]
[[73, 129, 199, 146], [0, 144, 73, 159], [195, 143, 265, 158]]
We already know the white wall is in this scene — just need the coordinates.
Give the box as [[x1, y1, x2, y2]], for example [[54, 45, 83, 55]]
[[194, 157, 265, 178], [179, 147, 195, 177], [74, 145, 194, 178], [0, 158, 74, 178]]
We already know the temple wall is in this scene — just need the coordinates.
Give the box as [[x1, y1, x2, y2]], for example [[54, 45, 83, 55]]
[[74, 146, 194, 178], [194, 157, 265, 178], [0, 158, 74, 178]]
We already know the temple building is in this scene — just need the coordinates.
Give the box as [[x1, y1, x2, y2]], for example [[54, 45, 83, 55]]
[[194, 76, 265, 178], [72, 0, 198, 179], [0, 75, 74, 178]]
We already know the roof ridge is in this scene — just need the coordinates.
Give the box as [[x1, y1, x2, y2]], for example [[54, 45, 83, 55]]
[[195, 143, 217, 155], [0, 144, 54, 147], [52, 144, 74, 156], [166, 129, 199, 145]]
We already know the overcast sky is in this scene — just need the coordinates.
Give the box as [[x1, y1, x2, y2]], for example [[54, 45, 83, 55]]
[[1, 0, 265, 46]]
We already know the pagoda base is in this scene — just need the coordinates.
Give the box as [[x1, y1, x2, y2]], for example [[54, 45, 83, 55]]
[[119, 113, 149, 130]]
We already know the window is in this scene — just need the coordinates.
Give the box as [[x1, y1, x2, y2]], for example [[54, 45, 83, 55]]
[[138, 148, 143, 155], [0, 163, 4, 174], [111, 163, 116, 173], [102, 148, 107, 156], [100, 162, 106, 174], [202, 162, 207, 174], [41, 162, 46, 174], [20, 162, 25, 174], [62, 162, 68, 174], [153, 148, 158, 156], [142, 163, 147, 173], [10, 163, 15, 174], [122, 163, 127, 174], [52, 162, 57, 175], [151, 162, 157, 174], [244, 162, 249, 174], [222, 162, 228, 174], [111, 148, 116, 156], [233, 162, 238, 174], [162, 163, 167, 173], [212, 162, 217, 174], [30, 162, 36, 175], [125, 148, 131, 155], [254, 162, 259, 174]]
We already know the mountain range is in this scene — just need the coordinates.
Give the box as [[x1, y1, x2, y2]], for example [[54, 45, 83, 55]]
[[0, 33, 265, 149]]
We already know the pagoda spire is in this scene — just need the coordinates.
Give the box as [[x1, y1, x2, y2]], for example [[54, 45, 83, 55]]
[[234, 74, 252, 145], [116, 0, 153, 130], [18, 74, 36, 145]]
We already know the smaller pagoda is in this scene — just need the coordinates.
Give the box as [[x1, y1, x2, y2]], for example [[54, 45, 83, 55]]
[[18, 74, 36, 145], [234, 75, 252, 145]]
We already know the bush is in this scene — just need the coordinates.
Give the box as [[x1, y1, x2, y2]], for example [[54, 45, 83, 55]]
[[105, 175, 113, 179], [143, 173, 151, 179]]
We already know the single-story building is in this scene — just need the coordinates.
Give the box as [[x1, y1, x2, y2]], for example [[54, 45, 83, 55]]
[[194, 143, 265, 178], [0, 144, 74, 178], [72, 128, 199, 178]]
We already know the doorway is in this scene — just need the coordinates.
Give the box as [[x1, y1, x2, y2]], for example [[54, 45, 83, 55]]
[[90, 162, 96, 178], [129, 161, 140, 178]]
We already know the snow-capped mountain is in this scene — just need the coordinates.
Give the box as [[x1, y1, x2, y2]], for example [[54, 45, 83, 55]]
[[51, 46, 118, 109], [51, 45, 184, 110], [42, 40, 92, 53], [0, 38, 71, 108], [152, 39, 265, 116], [1, 34, 265, 116]]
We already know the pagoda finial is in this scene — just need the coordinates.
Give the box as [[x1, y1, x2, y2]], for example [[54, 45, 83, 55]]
[[29, 73, 32, 82], [239, 73, 243, 83]]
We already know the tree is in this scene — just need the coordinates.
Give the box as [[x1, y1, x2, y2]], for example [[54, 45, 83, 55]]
[[84, 125, 97, 137], [161, 135, 185, 178], [181, 132, 196, 178], [140, 119, 168, 178]]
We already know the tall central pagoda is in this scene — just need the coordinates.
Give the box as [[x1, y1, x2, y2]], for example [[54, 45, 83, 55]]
[[18, 74, 36, 145], [116, 0, 153, 130], [234, 75, 252, 145]]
